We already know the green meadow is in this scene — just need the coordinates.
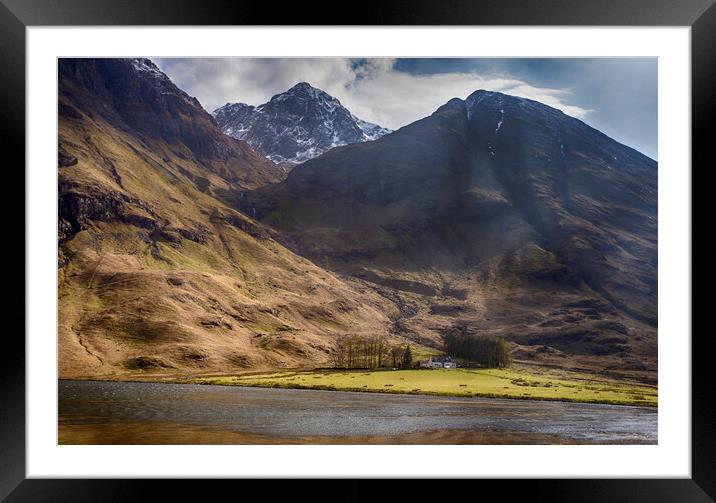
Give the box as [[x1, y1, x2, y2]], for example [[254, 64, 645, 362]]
[[185, 365, 657, 407]]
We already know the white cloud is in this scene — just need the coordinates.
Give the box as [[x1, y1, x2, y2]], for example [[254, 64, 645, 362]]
[[156, 58, 591, 130], [339, 71, 592, 131]]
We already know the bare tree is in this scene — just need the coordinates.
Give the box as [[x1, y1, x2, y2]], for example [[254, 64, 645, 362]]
[[390, 345, 403, 368], [330, 335, 349, 368]]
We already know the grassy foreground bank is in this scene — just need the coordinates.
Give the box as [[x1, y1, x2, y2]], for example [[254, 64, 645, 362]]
[[183, 365, 657, 407]]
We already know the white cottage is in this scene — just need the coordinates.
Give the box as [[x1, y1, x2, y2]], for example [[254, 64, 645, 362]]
[[423, 356, 456, 369]]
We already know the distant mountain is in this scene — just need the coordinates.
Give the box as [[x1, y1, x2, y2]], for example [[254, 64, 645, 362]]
[[248, 90, 658, 373], [212, 82, 391, 164]]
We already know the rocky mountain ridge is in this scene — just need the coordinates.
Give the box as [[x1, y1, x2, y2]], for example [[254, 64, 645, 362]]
[[212, 82, 390, 164]]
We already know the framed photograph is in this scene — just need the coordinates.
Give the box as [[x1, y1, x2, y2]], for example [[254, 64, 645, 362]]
[[3, 0, 712, 499]]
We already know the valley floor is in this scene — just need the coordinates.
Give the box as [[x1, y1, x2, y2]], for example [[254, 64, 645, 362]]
[[179, 364, 657, 407]]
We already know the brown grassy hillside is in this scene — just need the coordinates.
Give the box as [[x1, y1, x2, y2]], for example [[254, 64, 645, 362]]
[[58, 59, 398, 378]]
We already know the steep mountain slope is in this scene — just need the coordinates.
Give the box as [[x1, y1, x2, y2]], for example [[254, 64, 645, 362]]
[[212, 82, 391, 164], [248, 90, 658, 375], [58, 59, 397, 379]]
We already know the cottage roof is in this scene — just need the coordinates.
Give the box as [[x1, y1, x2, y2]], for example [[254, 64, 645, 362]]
[[429, 356, 453, 363]]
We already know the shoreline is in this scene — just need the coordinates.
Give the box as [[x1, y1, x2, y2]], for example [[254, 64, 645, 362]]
[[183, 380, 659, 409], [58, 372, 658, 409]]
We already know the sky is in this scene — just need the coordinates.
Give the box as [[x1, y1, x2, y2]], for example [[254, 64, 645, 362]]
[[156, 58, 657, 160]]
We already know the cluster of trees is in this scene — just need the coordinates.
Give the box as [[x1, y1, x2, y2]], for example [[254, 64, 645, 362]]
[[330, 335, 413, 369], [443, 328, 512, 368]]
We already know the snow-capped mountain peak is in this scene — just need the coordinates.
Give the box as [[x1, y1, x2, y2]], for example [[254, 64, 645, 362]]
[[212, 83, 391, 164]]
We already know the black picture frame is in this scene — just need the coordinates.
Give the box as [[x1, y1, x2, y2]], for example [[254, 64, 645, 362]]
[[2, 0, 712, 500]]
